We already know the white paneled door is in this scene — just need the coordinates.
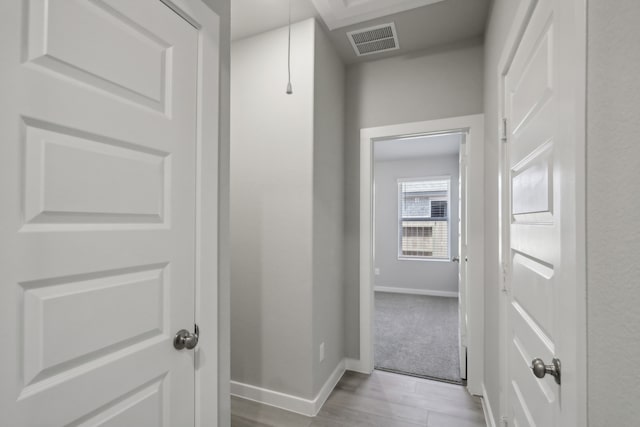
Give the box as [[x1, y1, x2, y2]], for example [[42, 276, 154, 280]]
[[502, 0, 584, 425], [0, 1, 199, 426]]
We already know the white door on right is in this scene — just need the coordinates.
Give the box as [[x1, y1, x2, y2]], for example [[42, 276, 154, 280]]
[[504, 0, 584, 425]]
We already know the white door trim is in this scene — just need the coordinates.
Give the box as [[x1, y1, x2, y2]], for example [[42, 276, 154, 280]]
[[160, 1, 221, 426], [496, 2, 538, 420], [496, 0, 587, 424], [358, 114, 485, 395]]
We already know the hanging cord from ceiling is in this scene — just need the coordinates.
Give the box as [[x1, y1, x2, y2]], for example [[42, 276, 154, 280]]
[[286, 0, 293, 94]]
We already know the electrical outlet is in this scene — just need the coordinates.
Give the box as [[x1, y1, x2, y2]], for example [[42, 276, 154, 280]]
[[374, 268, 380, 275], [319, 342, 325, 363]]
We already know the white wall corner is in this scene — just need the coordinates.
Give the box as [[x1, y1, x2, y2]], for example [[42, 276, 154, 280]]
[[230, 359, 346, 417], [344, 357, 372, 374], [481, 383, 498, 427], [312, 359, 346, 415]]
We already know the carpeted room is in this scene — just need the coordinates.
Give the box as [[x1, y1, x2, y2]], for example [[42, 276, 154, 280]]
[[375, 292, 461, 383], [373, 134, 463, 384]]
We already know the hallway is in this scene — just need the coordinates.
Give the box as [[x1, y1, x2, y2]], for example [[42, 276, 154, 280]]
[[231, 370, 485, 427], [0, 0, 636, 425]]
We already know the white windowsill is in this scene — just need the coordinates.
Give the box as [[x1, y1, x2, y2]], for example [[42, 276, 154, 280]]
[[397, 256, 452, 262]]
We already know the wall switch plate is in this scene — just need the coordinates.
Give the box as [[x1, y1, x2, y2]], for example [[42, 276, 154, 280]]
[[319, 342, 325, 362], [374, 268, 380, 275]]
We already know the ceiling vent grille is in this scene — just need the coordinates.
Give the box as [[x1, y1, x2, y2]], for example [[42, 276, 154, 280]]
[[347, 22, 400, 57]]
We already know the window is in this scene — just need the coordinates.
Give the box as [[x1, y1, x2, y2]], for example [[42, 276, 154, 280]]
[[398, 178, 450, 260]]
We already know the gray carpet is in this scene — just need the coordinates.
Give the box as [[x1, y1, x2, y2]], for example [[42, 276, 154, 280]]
[[374, 292, 461, 383]]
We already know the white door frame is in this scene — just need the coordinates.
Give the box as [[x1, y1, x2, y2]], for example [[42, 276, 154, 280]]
[[160, 1, 221, 425], [357, 114, 485, 395], [497, 0, 587, 424]]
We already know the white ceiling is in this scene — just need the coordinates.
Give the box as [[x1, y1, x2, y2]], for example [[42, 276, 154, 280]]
[[231, 0, 318, 41], [310, 0, 445, 30], [374, 133, 461, 162], [328, 0, 490, 64], [231, 0, 490, 64]]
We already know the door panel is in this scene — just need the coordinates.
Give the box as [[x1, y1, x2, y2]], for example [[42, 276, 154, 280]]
[[509, 26, 553, 133], [74, 378, 166, 427], [22, 265, 167, 387], [511, 253, 554, 340], [511, 143, 553, 218], [503, 0, 583, 425], [24, 122, 168, 224], [27, 0, 171, 112], [1, 1, 198, 426], [506, 2, 559, 423]]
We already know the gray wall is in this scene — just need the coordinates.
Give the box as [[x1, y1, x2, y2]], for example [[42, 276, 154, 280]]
[[231, 18, 346, 400], [312, 21, 346, 396], [373, 154, 459, 293], [201, 0, 231, 424], [586, 0, 640, 424], [344, 40, 484, 358], [230, 19, 316, 398], [481, 0, 521, 421]]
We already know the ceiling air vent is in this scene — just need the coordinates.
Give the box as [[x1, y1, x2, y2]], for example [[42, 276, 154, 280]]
[[347, 22, 400, 57]]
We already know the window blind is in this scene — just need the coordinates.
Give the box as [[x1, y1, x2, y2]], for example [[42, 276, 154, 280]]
[[399, 178, 450, 259]]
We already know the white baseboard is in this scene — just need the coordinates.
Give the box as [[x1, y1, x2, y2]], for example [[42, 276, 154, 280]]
[[481, 383, 498, 427], [375, 286, 458, 298], [314, 359, 346, 414], [230, 359, 346, 417]]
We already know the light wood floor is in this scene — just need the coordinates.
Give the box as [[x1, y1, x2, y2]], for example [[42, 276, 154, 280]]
[[231, 370, 486, 427]]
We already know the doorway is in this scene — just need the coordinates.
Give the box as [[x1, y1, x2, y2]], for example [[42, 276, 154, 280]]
[[357, 114, 485, 396], [372, 132, 463, 383]]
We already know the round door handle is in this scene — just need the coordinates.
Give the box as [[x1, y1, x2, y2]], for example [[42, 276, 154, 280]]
[[530, 357, 561, 385], [174, 324, 199, 350]]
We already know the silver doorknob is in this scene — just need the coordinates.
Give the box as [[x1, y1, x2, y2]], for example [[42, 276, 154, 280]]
[[530, 357, 561, 385], [174, 324, 199, 350], [452, 256, 460, 263]]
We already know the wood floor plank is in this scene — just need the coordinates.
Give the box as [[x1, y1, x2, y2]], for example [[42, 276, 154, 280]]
[[427, 410, 487, 427], [312, 404, 423, 427], [323, 389, 429, 424], [231, 370, 487, 427], [341, 371, 482, 418], [231, 415, 273, 427], [231, 397, 313, 427]]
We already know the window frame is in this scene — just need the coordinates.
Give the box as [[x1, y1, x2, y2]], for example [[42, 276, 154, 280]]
[[397, 176, 451, 261]]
